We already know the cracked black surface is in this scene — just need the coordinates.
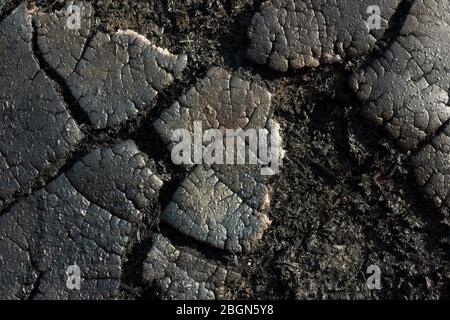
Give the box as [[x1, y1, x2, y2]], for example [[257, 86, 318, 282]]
[[351, 0, 450, 152], [247, 0, 402, 71], [142, 234, 238, 300], [0, 141, 162, 299], [0, 4, 83, 207], [155, 67, 282, 253], [1, 0, 450, 300], [35, 1, 187, 129]]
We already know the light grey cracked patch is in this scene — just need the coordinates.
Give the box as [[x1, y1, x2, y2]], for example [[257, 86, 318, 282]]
[[0, 141, 162, 299], [247, 0, 401, 72], [35, 2, 187, 129], [213, 164, 271, 211], [143, 234, 237, 300], [35, 1, 93, 79], [67, 29, 187, 129], [154, 67, 272, 145], [0, 4, 83, 204], [154, 67, 280, 171], [154, 68, 282, 252], [412, 124, 450, 212], [162, 165, 272, 252], [351, 0, 450, 151], [66, 141, 163, 223]]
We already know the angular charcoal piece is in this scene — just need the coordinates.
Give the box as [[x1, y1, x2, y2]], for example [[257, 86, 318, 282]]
[[143, 234, 236, 300], [351, 0, 450, 151], [0, 4, 83, 205], [247, 0, 401, 72], [412, 124, 450, 211], [35, 1, 94, 79], [35, 2, 187, 129], [0, 141, 162, 299], [155, 67, 283, 252]]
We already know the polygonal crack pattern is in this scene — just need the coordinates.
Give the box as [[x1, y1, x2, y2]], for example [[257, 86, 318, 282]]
[[0, 141, 162, 299], [143, 234, 238, 300], [163, 165, 272, 253], [412, 124, 450, 214], [154, 67, 283, 253], [155, 67, 272, 144], [0, 4, 83, 206], [65, 141, 163, 223], [351, 0, 450, 151], [34, 1, 93, 79], [35, 1, 187, 129], [247, 0, 401, 72]]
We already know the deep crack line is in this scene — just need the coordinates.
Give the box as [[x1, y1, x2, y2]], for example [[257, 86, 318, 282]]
[[0, 148, 88, 218], [31, 19, 92, 130], [1, 11, 178, 217], [351, 0, 450, 157], [26, 270, 47, 301], [359, 0, 415, 70], [410, 113, 450, 158]]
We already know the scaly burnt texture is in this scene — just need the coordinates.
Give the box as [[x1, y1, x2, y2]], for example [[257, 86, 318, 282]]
[[412, 123, 450, 214], [247, 0, 402, 71], [155, 67, 283, 253], [35, 1, 187, 129], [142, 234, 238, 300], [0, 141, 162, 299], [0, 4, 83, 206], [2, 0, 450, 301], [34, 1, 93, 79], [351, 0, 450, 151]]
